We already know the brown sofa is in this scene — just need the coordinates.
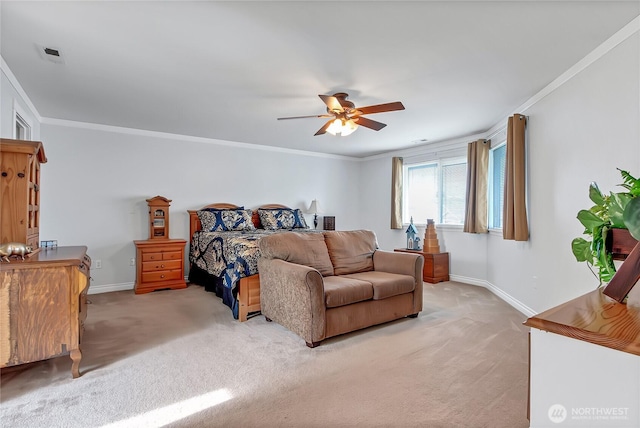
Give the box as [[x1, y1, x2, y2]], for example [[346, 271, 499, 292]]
[[258, 230, 424, 347]]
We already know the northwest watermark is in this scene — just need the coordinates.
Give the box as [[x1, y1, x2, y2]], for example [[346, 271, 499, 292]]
[[548, 404, 629, 424]]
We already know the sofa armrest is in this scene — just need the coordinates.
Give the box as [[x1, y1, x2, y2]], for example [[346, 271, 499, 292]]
[[373, 250, 423, 278], [373, 250, 424, 314], [258, 258, 326, 343]]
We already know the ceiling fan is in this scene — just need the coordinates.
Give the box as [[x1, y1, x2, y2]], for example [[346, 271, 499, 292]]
[[277, 92, 405, 136]]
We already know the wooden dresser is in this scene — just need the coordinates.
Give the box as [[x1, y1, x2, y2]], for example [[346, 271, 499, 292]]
[[134, 239, 187, 294], [394, 249, 450, 283], [0, 246, 91, 378], [0, 138, 47, 249]]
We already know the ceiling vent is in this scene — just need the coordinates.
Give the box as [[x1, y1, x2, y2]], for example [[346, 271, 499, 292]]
[[36, 44, 65, 64]]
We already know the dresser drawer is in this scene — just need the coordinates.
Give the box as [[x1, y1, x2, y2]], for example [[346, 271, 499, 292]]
[[141, 250, 182, 262], [142, 269, 183, 283], [141, 259, 182, 272]]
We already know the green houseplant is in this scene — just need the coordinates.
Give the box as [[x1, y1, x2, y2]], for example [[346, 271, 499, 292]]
[[572, 169, 640, 285]]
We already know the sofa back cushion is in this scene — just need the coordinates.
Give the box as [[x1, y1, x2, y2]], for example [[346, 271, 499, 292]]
[[324, 230, 377, 275], [259, 231, 334, 276]]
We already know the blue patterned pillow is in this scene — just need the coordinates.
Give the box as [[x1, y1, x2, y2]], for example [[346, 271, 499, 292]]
[[197, 209, 255, 232], [292, 208, 309, 229], [258, 208, 309, 230]]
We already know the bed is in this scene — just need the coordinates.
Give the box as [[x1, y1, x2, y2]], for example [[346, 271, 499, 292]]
[[187, 203, 313, 321]]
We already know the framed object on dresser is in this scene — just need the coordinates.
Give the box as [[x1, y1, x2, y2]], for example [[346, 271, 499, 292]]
[[147, 196, 171, 239], [323, 216, 335, 230]]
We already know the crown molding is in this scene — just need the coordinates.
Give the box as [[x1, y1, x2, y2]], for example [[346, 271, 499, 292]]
[[368, 15, 640, 162], [40, 117, 359, 162]]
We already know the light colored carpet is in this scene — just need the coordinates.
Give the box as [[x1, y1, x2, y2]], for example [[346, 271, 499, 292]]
[[0, 281, 530, 428]]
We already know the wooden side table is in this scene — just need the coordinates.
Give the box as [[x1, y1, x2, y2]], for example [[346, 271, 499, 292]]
[[134, 239, 187, 294], [394, 249, 449, 283]]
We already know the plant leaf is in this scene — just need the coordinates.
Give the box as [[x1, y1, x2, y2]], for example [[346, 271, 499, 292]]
[[618, 168, 640, 197], [571, 238, 592, 263], [588, 182, 605, 206], [577, 209, 605, 231], [608, 192, 632, 228], [623, 197, 640, 241]]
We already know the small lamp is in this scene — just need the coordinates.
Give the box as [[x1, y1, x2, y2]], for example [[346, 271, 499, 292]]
[[308, 199, 321, 229]]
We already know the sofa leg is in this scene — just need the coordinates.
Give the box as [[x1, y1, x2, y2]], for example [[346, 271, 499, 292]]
[[265, 317, 272, 322], [306, 341, 320, 348], [407, 313, 419, 318]]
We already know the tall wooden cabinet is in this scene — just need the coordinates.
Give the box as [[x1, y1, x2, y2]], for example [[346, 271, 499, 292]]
[[0, 246, 91, 378], [0, 138, 47, 248]]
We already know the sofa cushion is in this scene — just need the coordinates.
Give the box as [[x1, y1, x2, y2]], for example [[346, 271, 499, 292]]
[[342, 271, 415, 300], [323, 276, 374, 308], [259, 231, 334, 276], [323, 230, 377, 275]]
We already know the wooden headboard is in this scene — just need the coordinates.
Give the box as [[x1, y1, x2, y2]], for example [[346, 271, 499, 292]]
[[188, 203, 290, 237]]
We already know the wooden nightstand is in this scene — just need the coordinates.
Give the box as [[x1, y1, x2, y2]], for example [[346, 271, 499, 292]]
[[394, 249, 450, 283], [134, 239, 187, 294]]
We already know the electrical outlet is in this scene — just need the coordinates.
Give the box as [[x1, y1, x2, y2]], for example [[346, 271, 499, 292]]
[[95, 259, 102, 269], [130, 258, 135, 266]]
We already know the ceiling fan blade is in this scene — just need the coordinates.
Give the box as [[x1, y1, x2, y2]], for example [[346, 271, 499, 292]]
[[319, 95, 344, 113], [314, 119, 334, 136], [354, 116, 387, 131], [356, 101, 405, 115], [277, 114, 333, 120]]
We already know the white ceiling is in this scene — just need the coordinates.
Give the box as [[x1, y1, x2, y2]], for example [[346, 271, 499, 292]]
[[2, 1, 639, 158]]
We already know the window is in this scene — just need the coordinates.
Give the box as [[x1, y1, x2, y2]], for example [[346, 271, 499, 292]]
[[13, 101, 32, 140], [489, 142, 506, 229], [403, 158, 467, 225]]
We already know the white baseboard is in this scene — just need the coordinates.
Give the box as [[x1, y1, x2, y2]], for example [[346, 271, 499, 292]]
[[87, 276, 190, 295], [449, 274, 537, 317], [89, 275, 537, 317], [88, 282, 134, 294]]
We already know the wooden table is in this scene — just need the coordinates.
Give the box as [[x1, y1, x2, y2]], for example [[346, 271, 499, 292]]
[[525, 289, 640, 425], [394, 249, 449, 283]]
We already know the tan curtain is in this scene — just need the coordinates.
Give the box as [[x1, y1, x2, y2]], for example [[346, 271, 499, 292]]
[[463, 139, 490, 233], [391, 157, 403, 229], [503, 114, 529, 241]]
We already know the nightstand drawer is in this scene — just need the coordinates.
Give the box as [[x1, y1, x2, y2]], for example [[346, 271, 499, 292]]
[[161, 250, 182, 260], [141, 250, 182, 262], [142, 259, 182, 272], [142, 269, 182, 283], [142, 252, 163, 262]]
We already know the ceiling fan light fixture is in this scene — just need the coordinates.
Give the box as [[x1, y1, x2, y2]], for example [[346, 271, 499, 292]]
[[326, 118, 358, 136]]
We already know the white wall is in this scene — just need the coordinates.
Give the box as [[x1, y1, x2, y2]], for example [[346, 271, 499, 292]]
[[488, 32, 640, 313], [1, 67, 40, 139], [38, 123, 361, 290], [3, 24, 639, 313], [360, 30, 640, 315]]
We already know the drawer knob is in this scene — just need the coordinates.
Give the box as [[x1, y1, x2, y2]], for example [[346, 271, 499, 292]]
[[160, 274, 165, 279], [161, 264, 165, 268]]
